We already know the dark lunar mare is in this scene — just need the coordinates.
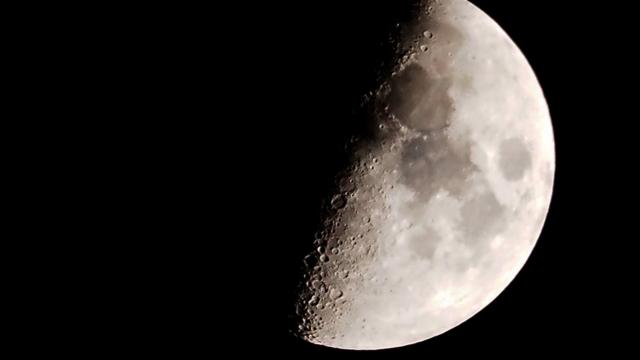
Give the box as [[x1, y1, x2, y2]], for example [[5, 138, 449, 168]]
[[281, 0, 436, 340]]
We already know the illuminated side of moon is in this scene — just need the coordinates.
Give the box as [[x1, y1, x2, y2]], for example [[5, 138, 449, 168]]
[[293, 0, 555, 350]]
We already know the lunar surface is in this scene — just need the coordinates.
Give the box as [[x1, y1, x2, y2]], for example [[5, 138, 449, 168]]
[[292, 0, 555, 350]]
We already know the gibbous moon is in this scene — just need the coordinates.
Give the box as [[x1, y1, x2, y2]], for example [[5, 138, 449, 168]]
[[293, 0, 555, 350]]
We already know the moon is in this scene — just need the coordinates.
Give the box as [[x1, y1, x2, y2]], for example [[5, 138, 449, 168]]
[[293, 0, 555, 350]]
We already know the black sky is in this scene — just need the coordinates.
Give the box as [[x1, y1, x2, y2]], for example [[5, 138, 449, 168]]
[[47, 0, 631, 356]]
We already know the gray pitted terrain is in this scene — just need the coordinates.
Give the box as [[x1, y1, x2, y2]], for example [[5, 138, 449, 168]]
[[293, 0, 555, 350]]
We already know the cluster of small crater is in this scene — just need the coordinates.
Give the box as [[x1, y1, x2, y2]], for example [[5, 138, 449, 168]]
[[294, 147, 403, 340]]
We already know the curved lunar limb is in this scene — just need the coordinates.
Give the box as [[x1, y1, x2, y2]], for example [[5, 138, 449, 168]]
[[292, 0, 555, 350]]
